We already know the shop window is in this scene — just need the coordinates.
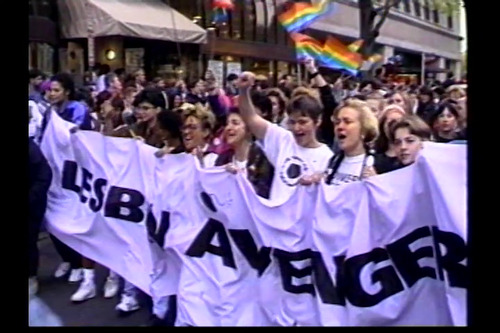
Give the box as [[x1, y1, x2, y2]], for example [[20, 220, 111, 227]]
[[243, 0, 256, 41], [266, 0, 278, 44], [30, 42, 54, 75], [255, 0, 267, 42]]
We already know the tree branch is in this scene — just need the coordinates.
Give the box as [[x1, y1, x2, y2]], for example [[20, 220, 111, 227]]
[[373, 0, 402, 34]]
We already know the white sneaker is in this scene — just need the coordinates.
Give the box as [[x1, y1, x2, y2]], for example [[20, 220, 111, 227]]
[[29, 277, 39, 296], [70, 281, 96, 302], [115, 294, 140, 314], [54, 262, 70, 278], [68, 269, 83, 283], [103, 277, 120, 298]]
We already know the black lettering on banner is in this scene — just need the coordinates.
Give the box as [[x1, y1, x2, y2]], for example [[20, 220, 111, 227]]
[[229, 229, 271, 276], [386, 226, 436, 288], [343, 248, 404, 307], [311, 252, 346, 305], [273, 249, 314, 295], [432, 227, 467, 288], [61, 160, 80, 193], [146, 208, 171, 248], [80, 168, 93, 204], [185, 219, 236, 269], [89, 179, 107, 212], [104, 187, 145, 223]]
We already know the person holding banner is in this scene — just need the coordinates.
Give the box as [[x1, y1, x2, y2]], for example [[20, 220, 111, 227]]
[[324, 99, 380, 185], [214, 106, 276, 200], [389, 115, 432, 166], [237, 71, 333, 200], [181, 104, 219, 168], [41, 73, 95, 283]]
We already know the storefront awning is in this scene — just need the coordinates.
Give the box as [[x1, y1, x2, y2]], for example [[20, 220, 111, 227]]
[[57, 0, 207, 44]]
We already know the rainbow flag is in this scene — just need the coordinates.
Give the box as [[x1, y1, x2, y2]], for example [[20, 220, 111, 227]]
[[347, 39, 364, 52], [321, 36, 363, 74], [278, 0, 334, 33], [291, 32, 324, 60]]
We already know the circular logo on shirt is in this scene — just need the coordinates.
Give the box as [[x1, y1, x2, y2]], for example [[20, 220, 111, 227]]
[[279, 156, 309, 187]]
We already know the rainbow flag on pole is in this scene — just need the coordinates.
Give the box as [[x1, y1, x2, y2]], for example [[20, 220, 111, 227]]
[[278, 0, 335, 33], [321, 36, 363, 74], [291, 32, 324, 60]]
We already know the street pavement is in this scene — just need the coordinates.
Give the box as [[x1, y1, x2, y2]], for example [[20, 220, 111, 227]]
[[35, 233, 152, 326]]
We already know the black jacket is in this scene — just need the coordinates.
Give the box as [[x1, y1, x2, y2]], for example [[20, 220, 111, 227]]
[[416, 101, 437, 125], [318, 85, 339, 149], [29, 138, 52, 223], [215, 143, 275, 199]]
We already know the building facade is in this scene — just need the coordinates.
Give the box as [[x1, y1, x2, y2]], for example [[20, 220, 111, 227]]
[[29, 0, 59, 75], [30, 0, 463, 85], [308, 0, 463, 82]]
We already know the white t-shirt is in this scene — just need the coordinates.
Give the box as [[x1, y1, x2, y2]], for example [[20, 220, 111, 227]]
[[202, 144, 218, 168], [328, 154, 366, 186], [263, 124, 333, 202], [29, 100, 43, 142]]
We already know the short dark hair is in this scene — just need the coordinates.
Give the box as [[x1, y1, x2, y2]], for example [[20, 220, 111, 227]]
[[226, 73, 238, 82], [114, 68, 126, 76], [157, 109, 183, 140], [95, 90, 113, 112], [419, 86, 434, 98], [29, 69, 44, 81], [389, 115, 431, 143], [75, 87, 94, 110], [98, 64, 111, 76], [286, 94, 323, 122], [428, 101, 460, 127], [51, 73, 76, 100], [251, 91, 273, 121], [133, 87, 166, 109]]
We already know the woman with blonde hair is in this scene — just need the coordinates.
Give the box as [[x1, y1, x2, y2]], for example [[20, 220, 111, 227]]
[[181, 103, 219, 167], [324, 99, 380, 185]]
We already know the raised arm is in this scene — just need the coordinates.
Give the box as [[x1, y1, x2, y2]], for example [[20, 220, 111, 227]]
[[237, 72, 269, 141], [304, 57, 339, 148]]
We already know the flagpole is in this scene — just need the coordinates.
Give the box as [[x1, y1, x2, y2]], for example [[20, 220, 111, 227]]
[[421, 52, 425, 86], [297, 63, 302, 86]]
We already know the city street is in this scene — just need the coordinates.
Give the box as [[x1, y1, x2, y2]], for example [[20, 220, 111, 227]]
[[35, 233, 151, 326]]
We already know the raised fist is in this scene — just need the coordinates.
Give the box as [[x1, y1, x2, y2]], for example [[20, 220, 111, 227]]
[[237, 72, 256, 91]]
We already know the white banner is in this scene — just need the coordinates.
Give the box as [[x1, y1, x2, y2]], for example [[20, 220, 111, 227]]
[[40, 113, 467, 326]]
